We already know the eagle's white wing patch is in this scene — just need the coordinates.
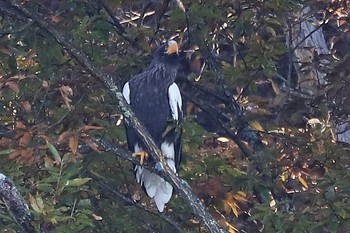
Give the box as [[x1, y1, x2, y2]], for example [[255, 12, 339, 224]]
[[168, 83, 182, 121], [122, 82, 131, 104]]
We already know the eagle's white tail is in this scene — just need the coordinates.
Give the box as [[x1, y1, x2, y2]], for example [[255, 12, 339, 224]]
[[134, 142, 176, 212]]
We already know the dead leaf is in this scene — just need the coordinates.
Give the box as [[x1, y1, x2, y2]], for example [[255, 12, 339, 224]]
[[77, 125, 103, 132], [59, 85, 73, 110], [69, 135, 78, 154], [21, 147, 34, 160], [42, 80, 49, 88], [58, 131, 73, 143], [82, 139, 100, 153], [15, 121, 26, 129], [5, 81, 19, 94], [51, 15, 62, 23], [298, 176, 309, 189], [92, 213, 103, 221], [19, 132, 31, 146], [9, 150, 21, 159], [0, 47, 11, 55], [21, 101, 32, 112], [217, 137, 230, 143]]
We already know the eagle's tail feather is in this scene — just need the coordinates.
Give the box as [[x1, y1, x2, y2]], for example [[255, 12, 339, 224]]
[[135, 158, 176, 212]]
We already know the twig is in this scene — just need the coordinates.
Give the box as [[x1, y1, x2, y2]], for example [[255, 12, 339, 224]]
[[100, 0, 143, 50], [5, 1, 224, 232], [87, 170, 183, 232]]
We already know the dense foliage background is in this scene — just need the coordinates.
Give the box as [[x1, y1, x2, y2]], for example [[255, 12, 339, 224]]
[[1, 0, 350, 232]]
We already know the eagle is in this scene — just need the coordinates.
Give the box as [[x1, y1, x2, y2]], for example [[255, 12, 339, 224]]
[[122, 40, 183, 212]]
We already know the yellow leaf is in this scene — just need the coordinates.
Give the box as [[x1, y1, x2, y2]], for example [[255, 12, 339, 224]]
[[233, 192, 248, 202], [298, 176, 309, 189], [249, 120, 264, 131], [69, 136, 78, 154], [225, 221, 238, 233], [29, 194, 42, 213]]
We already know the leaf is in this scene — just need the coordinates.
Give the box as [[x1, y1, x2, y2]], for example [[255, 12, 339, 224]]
[[298, 176, 309, 189], [21, 101, 32, 112], [92, 213, 103, 221], [225, 221, 238, 233], [69, 136, 78, 154], [0, 149, 16, 155], [250, 120, 264, 131], [65, 178, 91, 187], [5, 81, 19, 94], [29, 194, 44, 213], [217, 137, 229, 143], [19, 132, 31, 146], [47, 142, 61, 163]]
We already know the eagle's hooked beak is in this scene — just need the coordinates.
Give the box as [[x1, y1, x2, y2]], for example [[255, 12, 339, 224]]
[[165, 40, 179, 55]]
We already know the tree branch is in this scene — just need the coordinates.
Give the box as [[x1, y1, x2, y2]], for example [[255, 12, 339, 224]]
[[87, 170, 183, 232], [0, 173, 35, 233], [4, 1, 224, 232]]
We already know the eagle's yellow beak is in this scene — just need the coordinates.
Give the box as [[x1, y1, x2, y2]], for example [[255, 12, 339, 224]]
[[166, 40, 179, 55]]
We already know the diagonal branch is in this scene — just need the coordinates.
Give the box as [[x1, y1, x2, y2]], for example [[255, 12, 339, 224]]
[[87, 170, 183, 232], [4, 1, 224, 232]]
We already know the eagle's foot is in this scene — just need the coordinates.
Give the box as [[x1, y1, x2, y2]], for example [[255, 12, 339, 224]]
[[132, 151, 148, 165]]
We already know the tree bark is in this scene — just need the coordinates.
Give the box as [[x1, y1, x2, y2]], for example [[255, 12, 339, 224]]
[[0, 173, 35, 233]]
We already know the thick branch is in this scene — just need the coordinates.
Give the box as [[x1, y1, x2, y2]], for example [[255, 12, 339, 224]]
[[4, 1, 223, 232], [0, 173, 35, 233]]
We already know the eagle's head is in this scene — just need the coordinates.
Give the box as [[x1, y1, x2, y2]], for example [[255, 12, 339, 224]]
[[151, 40, 179, 64]]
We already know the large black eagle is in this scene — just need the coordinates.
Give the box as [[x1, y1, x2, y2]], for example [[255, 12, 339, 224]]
[[122, 40, 183, 212]]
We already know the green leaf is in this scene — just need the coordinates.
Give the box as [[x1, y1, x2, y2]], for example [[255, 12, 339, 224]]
[[47, 142, 61, 163], [65, 178, 91, 187], [0, 149, 16, 155]]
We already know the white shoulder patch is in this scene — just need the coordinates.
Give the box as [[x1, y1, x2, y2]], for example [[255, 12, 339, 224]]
[[168, 83, 182, 121], [122, 82, 130, 104]]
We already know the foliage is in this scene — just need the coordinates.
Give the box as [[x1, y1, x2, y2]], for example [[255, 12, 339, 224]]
[[1, 0, 350, 232]]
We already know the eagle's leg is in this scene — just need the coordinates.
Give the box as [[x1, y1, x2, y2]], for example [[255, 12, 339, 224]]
[[132, 151, 148, 165]]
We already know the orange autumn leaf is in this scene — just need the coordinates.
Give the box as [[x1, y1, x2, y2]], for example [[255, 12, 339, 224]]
[[298, 176, 309, 189], [69, 136, 78, 154], [9, 150, 21, 159], [21, 147, 34, 159], [19, 132, 31, 146], [58, 131, 73, 143]]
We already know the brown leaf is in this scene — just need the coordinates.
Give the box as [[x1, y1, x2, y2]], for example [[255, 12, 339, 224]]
[[5, 81, 19, 94], [19, 132, 31, 146], [9, 150, 21, 159], [21, 147, 34, 160], [51, 15, 62, 23], [83, 139, 101, 153], [77, 125, 103, 132], [15, 121, 26, 129], [59, 85, 73, 110], [21, 101, 32, 112], [69, 135, 78, 154], [0, 47, 11, 55], [58, 131, 73, 143]]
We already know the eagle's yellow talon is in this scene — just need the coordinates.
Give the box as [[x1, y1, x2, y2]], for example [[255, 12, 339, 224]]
[[132, 151, 148, 165]]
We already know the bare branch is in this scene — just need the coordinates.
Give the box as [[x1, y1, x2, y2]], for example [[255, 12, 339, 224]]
[[87, 170, 183, 232]]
